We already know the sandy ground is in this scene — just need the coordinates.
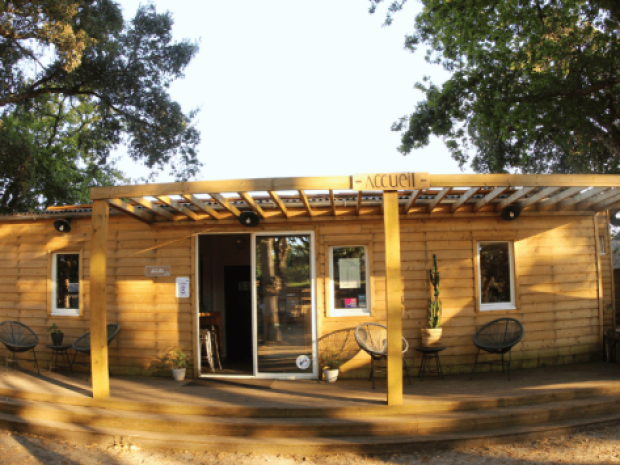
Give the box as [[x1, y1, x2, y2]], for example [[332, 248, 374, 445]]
[[2, 426, 620, 464]]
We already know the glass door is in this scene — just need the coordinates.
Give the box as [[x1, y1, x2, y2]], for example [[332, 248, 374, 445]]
[[253, 233, 316, 378]]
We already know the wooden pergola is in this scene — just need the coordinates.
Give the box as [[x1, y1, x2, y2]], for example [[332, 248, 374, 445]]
[[88, 173, 620, 403]]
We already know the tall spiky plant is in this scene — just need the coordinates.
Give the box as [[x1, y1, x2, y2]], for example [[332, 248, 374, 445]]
[[429, 254, 442, 328]]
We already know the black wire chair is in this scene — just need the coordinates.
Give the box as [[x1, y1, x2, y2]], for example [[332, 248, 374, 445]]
[[354, 322, 411, 389], [72, 324, 120, 372], [0, 321, 40, 374], [470, 317, 524, 381]]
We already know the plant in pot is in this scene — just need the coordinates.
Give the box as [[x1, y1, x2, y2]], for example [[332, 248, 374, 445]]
[[421, 254, 443, 347], [48, 324, 64, 346], [321, 351, 341, 383], [168, 348, 188, 381]]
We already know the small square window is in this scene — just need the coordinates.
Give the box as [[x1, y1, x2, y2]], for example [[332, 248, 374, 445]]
[[52, 253, 80, 316], [329, 246, 370, 316], [477, 241, 516, 311], [599, 235, 607, 255]]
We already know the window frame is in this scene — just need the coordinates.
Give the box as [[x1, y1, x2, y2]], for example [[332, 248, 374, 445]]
[[327, 244, 372, 318], [475, 240, 517, 312], [47, 249, 84, 318]]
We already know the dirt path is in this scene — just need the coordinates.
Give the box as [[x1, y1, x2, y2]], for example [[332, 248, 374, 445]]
[[2, 426, 620, 464]]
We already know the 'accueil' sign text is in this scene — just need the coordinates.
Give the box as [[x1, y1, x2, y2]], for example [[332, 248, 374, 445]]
[[145, 266, 170, 277], [352, 172, 430, 191]]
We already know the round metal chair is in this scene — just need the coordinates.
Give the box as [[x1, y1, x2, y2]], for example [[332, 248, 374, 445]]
[[72, 324, 120, 371], [470, 317, 524, 381], [354, 322, 411, 389], [0, 321, 40, 374]]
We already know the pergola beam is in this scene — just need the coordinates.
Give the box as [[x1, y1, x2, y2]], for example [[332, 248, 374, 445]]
[[431, 174, 620, 188], [473, 187, 507, 212], [450, 187, 478, 213], [298, 190, 314, 216], [180, 194, 221, 219], [109, 199, 154, 224], [356, 191, 363, 216], [578, 188, 619, 210], [518, 187, 561, 209], [130, 198, 174, 220], [156, 196, 199, 220], [427, 188, 451, 212], [557, 187, 608, 210], [329, 190, 337, 216], [495, 187, 536, 211], [403, 190, 422, 214], [239, 192, 266, 218], [268, 191, 289, 218], [209, 193, 241, 217]]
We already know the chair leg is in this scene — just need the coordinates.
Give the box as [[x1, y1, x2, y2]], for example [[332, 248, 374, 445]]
[[501, 352, 505, 373], [371, 357, 375, 390], [436, 352, 444, 380], [402, 354, 412, 385], [508, 350, 512, 381], [32, 348, 39, 375], [470, 348, 480, 380]]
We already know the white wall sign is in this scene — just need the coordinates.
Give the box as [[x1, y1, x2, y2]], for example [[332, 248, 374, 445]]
[[339, 258, 361, 289], [176, 277, 190, 298]]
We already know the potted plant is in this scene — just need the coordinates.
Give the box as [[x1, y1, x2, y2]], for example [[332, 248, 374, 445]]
[[421, 254, 443, 346], [48, 324, 64, 346], [169, 348, 188, 381], [321, 351, 341, 383]]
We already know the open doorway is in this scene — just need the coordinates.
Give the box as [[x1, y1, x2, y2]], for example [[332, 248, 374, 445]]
[[198, 234, 252, 375]]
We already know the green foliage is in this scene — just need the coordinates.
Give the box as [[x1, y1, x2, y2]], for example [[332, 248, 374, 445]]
[[47, 323, 62, 334], [0, 1, 200, 212], [371, 0, 620, 174], [168, 348, 188, 369], [320, 350, 341, 370], [150, 347, 188, 371], [428, 253, 442, 328]]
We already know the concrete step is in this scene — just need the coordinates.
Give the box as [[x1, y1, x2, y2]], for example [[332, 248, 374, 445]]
[[1, 395, 620, 438], [2, 408, 620, 455]]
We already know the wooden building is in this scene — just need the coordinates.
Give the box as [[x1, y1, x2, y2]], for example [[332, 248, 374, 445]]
[[0, 173, 617, 404]]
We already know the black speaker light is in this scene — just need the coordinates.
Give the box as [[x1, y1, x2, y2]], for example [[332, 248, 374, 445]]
[[239, 211, 260, 227], [501, 205, 521, 221], [54, 219, 72, 233]]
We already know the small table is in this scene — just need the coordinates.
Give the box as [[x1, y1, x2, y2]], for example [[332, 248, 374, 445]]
[[414, 346, 446, 381], [46, 344, 73, 372]]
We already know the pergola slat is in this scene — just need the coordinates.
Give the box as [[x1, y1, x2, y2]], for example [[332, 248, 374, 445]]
[[450, 187, 478, 213], [209, 193, 241, 217], [592, 191, 620, 211], [473, 187, 507, 212], [518, 187, 561, 209], [130, 198, 174, 220], [556, 187, 608, 210], [109, 199, 154, 224], [495, 187, 536, 211], [298, 190, 314, 216], [537, 187, 584, 210], [180, 194, 221, 219], [329, 190, 336, 216], [239, 192, 266, 218], [269, 191, 289, 217], [578, 189, 619, 210], [156, 196, 199, 220], [403, 190, 422, 214], [427, 187, 451, 213]]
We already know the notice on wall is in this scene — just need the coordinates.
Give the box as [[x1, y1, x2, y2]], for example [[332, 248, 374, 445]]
[[145, 266, 170, 277], [339, 258, 361, 289], [176, 277, 190, 298]]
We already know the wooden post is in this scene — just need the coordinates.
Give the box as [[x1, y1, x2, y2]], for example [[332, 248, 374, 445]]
[[90, 199, 110, 398], [383, 191, 403, 405], [594, 214, 605, 349]]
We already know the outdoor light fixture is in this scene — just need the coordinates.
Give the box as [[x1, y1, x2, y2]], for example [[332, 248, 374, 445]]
[[53, 219, 72, 233], [238, 211, 260, 227], [501, 205, 521, 221]]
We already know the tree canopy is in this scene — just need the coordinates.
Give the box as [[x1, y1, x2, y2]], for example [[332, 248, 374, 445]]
[[370, 0, 620, 174], [0, 1, 200, 212]]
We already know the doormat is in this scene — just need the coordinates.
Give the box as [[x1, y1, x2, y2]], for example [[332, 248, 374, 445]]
[[183, 378, 276, 390]]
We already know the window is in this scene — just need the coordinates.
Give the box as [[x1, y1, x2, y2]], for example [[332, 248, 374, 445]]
[[329, 246, 370, 316], [599, 235, 607, 255], [477, 241, 516, 311], [51, 253, 81, 316]]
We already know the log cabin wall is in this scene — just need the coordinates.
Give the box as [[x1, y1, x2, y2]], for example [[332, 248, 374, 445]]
[[0, 210, 612, 378]]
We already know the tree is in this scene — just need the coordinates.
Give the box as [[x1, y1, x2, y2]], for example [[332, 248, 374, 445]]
[[0, 1, 200, 212], [370, 0, 620, 173]]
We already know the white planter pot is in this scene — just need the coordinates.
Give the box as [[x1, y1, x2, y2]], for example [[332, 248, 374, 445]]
[[324, 368, 339, 383], [172, 368, 186, 381]]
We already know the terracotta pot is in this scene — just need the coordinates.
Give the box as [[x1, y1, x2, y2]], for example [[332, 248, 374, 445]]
[[323, 368, 339, 383], [420, 328, 442, 347]]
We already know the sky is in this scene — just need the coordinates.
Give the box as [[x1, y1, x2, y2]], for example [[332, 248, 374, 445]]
[[116, 0, 472, 183]]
